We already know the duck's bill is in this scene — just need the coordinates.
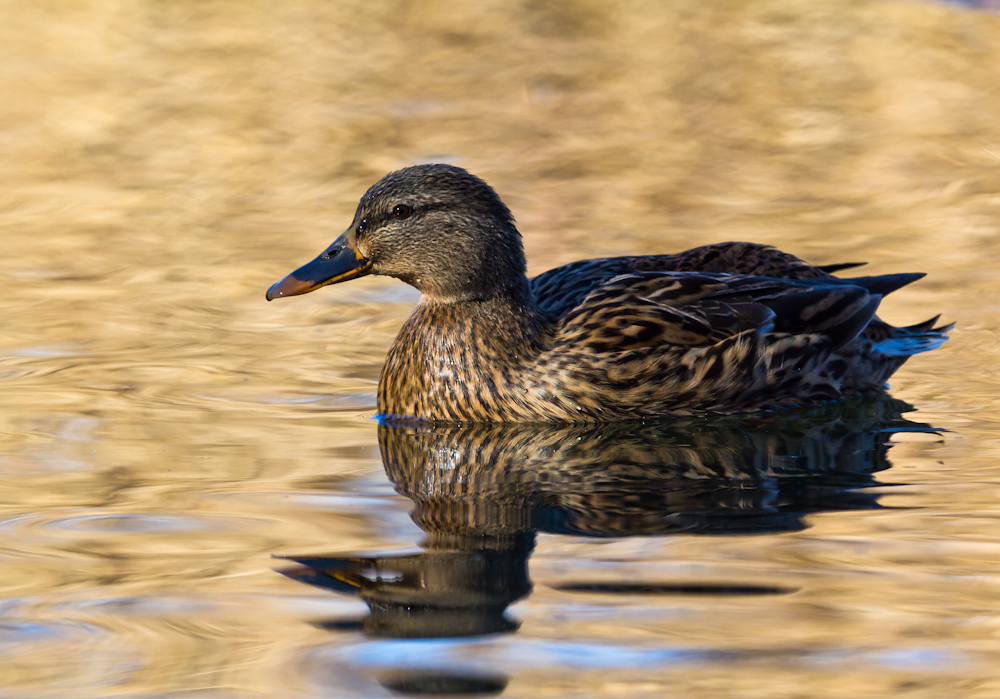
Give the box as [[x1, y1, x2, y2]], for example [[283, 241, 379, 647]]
[[266, 233, 373, 301]]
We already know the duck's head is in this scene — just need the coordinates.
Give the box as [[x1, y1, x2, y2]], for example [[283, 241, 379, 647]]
[[266, 164, 528, 304]]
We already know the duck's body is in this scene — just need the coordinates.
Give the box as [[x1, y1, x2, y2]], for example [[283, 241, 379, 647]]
[[268, 165, 951, 422], [377, 243, 947, 421]]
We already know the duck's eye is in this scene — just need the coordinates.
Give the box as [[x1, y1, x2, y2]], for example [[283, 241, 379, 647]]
[[357, 217, 368, 235], [392, 204, 412, 220]]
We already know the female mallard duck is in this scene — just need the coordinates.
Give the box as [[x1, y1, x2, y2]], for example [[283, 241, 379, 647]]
[[267, 164, 951, 422]]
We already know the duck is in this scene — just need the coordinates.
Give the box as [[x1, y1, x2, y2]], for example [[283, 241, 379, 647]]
[[266, 164, 951, 422]]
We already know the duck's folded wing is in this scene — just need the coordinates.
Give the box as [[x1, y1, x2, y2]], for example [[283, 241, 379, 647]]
[[558, 294, 777, 351], [531, 243, 867, 316], [556, 272, 918, 352]]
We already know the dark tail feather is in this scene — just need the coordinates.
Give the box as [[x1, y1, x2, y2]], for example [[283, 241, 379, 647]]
[[819, 261, 867, 274], [901, 314, 954, 335], [845, 272, 926, 297]]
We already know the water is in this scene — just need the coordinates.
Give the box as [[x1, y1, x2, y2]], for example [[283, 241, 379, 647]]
[[2, 1, 1000, 697]]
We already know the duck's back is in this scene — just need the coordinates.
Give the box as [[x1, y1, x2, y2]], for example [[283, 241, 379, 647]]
[[531, 242, 848, 316]]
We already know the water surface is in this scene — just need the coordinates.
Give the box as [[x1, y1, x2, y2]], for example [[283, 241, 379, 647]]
[[2, 1, 1000, 697]]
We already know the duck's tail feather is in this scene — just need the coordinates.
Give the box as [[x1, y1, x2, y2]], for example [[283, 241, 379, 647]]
[[901, 314, 949, 333], [819, 261, 867, 274], [845, 272, 926, 297], [875, 316, 954, 357]]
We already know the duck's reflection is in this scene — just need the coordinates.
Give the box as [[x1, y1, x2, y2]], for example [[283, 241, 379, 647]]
[[281, 397, 934, 643]]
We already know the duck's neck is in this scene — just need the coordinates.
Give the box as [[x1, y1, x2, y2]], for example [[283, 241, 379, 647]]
[[418, 282, 549, 352]]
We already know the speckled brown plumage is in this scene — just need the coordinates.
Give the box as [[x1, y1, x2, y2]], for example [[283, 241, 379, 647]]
[[268, 164, 952, 422]]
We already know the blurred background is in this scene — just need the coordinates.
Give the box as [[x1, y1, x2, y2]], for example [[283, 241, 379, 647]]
[[1, 1, 1000, 697]]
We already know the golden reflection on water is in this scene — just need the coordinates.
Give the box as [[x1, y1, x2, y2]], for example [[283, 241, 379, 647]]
[[1, 0, 1000, 697]]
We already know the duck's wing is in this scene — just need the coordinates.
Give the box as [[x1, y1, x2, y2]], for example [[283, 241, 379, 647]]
[[531, 242, 863, 316], [556, 271, 922, 352]]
